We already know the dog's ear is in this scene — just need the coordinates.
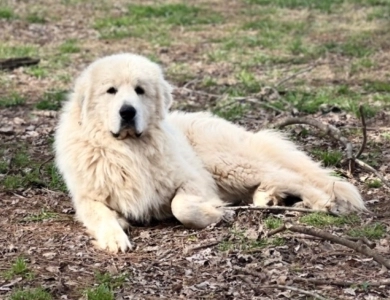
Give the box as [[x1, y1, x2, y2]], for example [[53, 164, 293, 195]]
[[161, 79, 173, 111], [73, 73, 92, 123]]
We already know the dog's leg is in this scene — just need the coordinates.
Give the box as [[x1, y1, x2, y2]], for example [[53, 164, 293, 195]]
[[171, 187, 224, 229], [74, 195, 134, 253]]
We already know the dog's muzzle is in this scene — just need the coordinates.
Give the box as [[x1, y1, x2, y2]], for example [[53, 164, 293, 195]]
[[111, 105, 143, 139]]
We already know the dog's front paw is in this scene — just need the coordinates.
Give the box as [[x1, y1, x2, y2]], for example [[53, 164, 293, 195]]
[[93, 224, 135, 253]]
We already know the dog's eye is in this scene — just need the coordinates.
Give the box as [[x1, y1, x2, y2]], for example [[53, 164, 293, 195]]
[[107, 87, 117, 94], [135, 86, 145, 95]]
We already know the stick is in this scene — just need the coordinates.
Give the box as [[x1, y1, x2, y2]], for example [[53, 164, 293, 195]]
[[266, 224, 286, 237], [275, 64, 320, 88], [234, 268, 327, 300], [261, 285, 328, 300], [355, 159, 390, 188], [273, 117, 353, 160], [38, 155, 54, 176], [285, 223, 390, 269], [0, 57, 40, 70], [224, 205, 326, 214], [294, 277, 390, 287], [355, 105, 367, 159]]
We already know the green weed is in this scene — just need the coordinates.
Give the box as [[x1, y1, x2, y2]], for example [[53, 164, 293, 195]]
[[26, 12, 46, 24], [348, 223, 386, 239], [85, 284, 114, 300], [213, 102, 248, 121], [4, 257, 34, 280], [0, 92, 26, 108], [264, 216, 283, 230], [366, 179, 382, 188], [0, 45, 38, 59], [10, 287, 52, 300], [23, 209, 58, 222], [59, 39, 80, 54], [0, 6, 15, 19], [45, 163, 67, 192], [300, 212, 359, 228], [36, 89, 67, 111], [26, 66, 48, 78], [311, 149, 343, 167], [95, 271, 129, 289], [247, 0, 344, 13]]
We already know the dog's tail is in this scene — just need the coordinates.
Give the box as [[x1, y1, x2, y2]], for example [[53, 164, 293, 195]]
[[252, 130, 366, 213]]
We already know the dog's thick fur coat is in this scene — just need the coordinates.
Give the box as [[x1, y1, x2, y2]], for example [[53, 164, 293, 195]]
[[55, 53, 365, 253]]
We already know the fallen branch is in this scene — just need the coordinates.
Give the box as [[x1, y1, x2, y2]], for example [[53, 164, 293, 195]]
[[261, 285, 328, 300], [355, 105, 367, 159], [224, 205, 325, 214], [38, 155, 54, 175], [275, 63, 320, 88], [294, 277, 390, 287], [0, 57, 40, 70], [284, 223, 390, 269], [344, 236, 376, 249], [185, 240, 222, 253], [355, 159, 390, 188], [234, 268, 327, 300], [273, 117, 353, 160]]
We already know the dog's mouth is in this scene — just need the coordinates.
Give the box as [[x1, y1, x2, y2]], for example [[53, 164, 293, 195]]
[[111, 129, 143, 140]]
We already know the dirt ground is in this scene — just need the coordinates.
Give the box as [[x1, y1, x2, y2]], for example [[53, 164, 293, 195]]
[[1, 0, 390, 299]]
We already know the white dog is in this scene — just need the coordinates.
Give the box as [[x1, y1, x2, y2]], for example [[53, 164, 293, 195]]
[[55, 53, 365, 253]]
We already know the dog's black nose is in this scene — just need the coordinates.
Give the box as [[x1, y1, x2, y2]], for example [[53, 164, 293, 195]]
[[119, 105, 137, 123]]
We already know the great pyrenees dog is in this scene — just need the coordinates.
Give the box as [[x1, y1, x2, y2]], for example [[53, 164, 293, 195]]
[[55, 53, 365, 253]]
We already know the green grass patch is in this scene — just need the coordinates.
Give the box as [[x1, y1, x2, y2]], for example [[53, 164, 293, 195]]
[[311, 149, 343, 167], [264, 216, 283, 229], [94, 4, 222, 40], [85, 284, 114, 300], [26, 12, 46, 24], [45, 163, 67, 192], [300, 212, 359, 227], [23, 209, 58, 222], [348, 223, 386, 239], [36, 89, 68, 111], [247, 0, 344, 13], [10, 287, 52, 300], [213, 102, 249, 121], [0, 6, 15, 19], [366, 179, 382, 188], [364, 80, 390, 93], [3, 257, 34, 280], [0, 44, 38, 59], [95, 271, 129, 290], [26, 66, 48, 78], [59, 39, 80, 54], [0, 92, 26, 108]]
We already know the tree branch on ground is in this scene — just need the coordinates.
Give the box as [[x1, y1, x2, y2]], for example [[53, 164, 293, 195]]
[[224, 205, 325, 214], [294, 277, 390, 287], [269, 222, 390, 269], [234, 268, 328, 300], [0, 57, 40, 70]]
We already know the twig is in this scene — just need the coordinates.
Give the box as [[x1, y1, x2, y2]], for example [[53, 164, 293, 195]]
[[261, 285, 328, 300], [38, 155, 54, 175], [356, 105, 367, 159], [234, 268, 327, 300], [275, 64, 320, 88], [355, 159, 390, 188], [267, 224, 286, 237], [344, 236, 376, 249], [0, 57, 40, 70], [185, 239, 223, 253], [294, 277, 390, 287], [285, 223, 390, 269], [273, 117, 353, 160], [224, 205, 326, 214]]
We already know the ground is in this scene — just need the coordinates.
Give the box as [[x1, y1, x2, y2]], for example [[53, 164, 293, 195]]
[[0, 0, 390, 299]]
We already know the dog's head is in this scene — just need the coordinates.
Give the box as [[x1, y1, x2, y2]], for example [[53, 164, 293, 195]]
[[74, 53, 173, 139]]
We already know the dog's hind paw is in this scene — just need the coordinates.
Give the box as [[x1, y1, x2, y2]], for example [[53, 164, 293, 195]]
[[93, 224, 135, 253]]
